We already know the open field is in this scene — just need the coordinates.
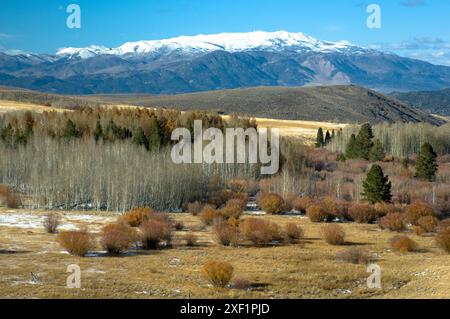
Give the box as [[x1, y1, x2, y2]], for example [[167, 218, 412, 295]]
[[0, 100, 67, 114], [0, 208, 449, 299]]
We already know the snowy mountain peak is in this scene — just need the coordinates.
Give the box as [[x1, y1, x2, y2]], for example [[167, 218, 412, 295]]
[[56, 31, 359, 59]]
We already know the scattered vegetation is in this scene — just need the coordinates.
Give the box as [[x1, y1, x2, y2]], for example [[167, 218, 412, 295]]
[[336, 248, 371, 264], [101, 223, 137, 255], [389, 236, 418, 253], [202, 261, 234, 288], [320, 224, 346, 245], [57, 229, 93, 257], [43, 213, 61, 234]]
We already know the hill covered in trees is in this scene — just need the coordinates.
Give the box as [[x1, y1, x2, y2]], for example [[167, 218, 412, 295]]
[[87, 85, 445, 125], [389, 88, 450, 116]]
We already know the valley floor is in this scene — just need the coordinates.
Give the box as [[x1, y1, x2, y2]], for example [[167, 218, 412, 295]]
[[0, 208, 449, 299]]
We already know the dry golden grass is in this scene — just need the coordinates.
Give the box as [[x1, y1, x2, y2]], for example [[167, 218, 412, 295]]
[[0, 208, 449, 299], [0, 100, 66, 114]]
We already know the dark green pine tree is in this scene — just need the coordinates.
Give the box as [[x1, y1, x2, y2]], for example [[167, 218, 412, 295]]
[[0, 123, 14, 146], [355, 123, 374, 160], [63, 119, 79, 139], [331, 129, 336, 140], [94, 120, 103, 142], [368, 139, 385, 162], [324, 130, 331, 145], [147, 117, 161, 151], [415, 143, 438, 181], [345, 134, 359, 159], [133, 127, 149, 151], [315, 128, 324, 148], [362, 164, 392, 204]]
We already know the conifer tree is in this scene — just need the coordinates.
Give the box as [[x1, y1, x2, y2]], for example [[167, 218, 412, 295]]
[[147, 117, 161, 151], [355, 123, 374, 160], [325, 130, 331, 145], [362, 164, 392, 204], [316, 128, 324, 148], [415, 143, 438, 181], [369, 139, 385, 162], [94, 120, 103, 142], [133, 127, 149, 151], [63, 119, 79, 139], [345, 134, 358, 159]]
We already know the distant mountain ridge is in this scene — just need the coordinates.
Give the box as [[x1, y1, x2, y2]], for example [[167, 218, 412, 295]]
[[389, 88, 450, 116], [1, 31, 450, 94]]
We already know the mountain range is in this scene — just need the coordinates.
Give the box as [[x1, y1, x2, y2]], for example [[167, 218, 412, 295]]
[[1, 31, 450, 94]]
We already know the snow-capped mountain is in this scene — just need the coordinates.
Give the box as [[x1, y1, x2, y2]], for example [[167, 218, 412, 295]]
[[1, 31, 450, 94], [56, 31, 366, 59]]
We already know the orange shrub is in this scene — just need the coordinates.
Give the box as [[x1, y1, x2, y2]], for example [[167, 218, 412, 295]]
[[101, 223, 136, 255], [390, 236, 418, 253], [202, 260, 234, 288], [58, 229, 93, 257], [417, 216, 438, 233], [436, 226, 450, 253], [348, 203, 377, 223], [292, 196, 312, 213], [6, 192, 21, 208], [321, 197, 339, 218], [336, 248, 371, 264], [374, 202, 401, 218], [120, 207, 153, 227], [43, 213, 61, 234], [320, 224, 346, 245], [282, 192, 298, 211], [140, 219, 172, 249], [213, 220, 239, 246], [259, 193, 286, 215], [438, 219, 450, 232], [239, 218, 280, 246], [187, 201, 203, 216], [199, 205, 221, 226], [404, 202, 434, 225], [219, 199, 244, 220], [306, 205, 328, 223], [284, 223, 304, 243], [379, 213, 406, 231]]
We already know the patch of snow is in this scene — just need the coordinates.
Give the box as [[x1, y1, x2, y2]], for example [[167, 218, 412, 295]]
[[56, 31, 362, 59]]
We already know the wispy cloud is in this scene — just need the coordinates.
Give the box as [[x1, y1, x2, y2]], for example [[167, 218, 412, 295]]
[[400, 0, 427, 7], [0, 33, 14, 39], [369, 37, 450, 66]]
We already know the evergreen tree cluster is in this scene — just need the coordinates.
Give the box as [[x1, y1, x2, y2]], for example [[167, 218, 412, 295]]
[[345, 123, 385, 161], [315, 128, 336, 148]]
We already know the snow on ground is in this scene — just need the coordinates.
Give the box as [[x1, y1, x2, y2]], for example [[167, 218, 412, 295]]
[[0, 211, 115, 230]]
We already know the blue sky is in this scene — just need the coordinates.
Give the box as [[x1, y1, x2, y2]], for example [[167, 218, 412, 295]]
[[1, 0, 450, 65]]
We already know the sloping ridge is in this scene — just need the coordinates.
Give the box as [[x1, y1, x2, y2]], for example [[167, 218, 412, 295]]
[[89, 85, 445, 125]]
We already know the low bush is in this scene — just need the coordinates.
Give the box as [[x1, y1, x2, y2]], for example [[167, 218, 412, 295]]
[[379, 213, 406, 231], [348, 203, 377, 223], [389, 236, 418, 253], [374, 202, 401, 218], [184, 233, 198, 247], [417, 216, 438, 233], [306, 205, 328, 223], [187, 201, 203, 216], [320, 224, 346, 245], [0, 185, 20, 208], [239, 218, 280, 246], [321, 197, 340, 218], [233, 277, 252, 290], [202, 260, 234, 288], [213, 220, 239, 246], [292, 196, 312, 213], [219, 199, 245, 220], [140, 219, 172, 250], [199, 205, 221, 226], [437, 219, 450, 232], [259, 193, 286, 215], [336, 248, 371, 264], [284, 223, 304, 243], [174, 221, 185, 231], [58, 229, 93, 257], [120, 207, 153, 227], [43, 213, 61, 234], [436, 226, 450, 253], [404, 202, 434, 225], [101, 223, 137, 255]]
